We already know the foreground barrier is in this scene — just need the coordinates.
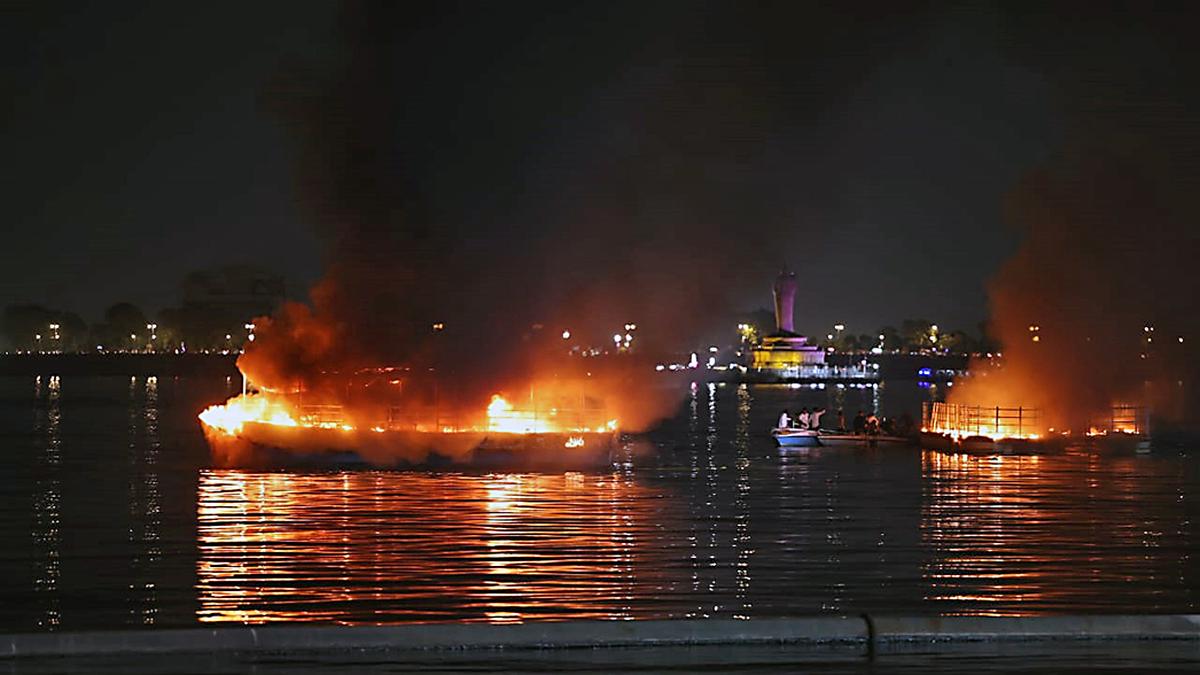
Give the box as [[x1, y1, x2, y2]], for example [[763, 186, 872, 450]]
[[2, 615, 1198, 658]]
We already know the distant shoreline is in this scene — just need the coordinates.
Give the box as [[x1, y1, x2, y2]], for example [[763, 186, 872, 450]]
[[0, 353, 239, 377], [0, 352, 967, 380]]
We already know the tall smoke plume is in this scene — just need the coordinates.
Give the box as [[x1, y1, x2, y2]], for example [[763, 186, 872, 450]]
[[950, 145, 1200, 430], [234, 1, 938, 424]]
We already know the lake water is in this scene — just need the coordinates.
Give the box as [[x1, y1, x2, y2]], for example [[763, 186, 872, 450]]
[[0, 375, 1196, 632]]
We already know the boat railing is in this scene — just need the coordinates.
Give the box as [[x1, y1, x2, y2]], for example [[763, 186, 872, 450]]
[[1087, 404, 1148, 434], [299, 404, 345, 426], [922, 401, 1042, 438]]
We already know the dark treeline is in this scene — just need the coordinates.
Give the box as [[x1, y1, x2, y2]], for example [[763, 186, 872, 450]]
[[1, 265, 283, 353]]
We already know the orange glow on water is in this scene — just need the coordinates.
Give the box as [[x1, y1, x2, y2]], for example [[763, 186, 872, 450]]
[[195, 470, 658, 624]]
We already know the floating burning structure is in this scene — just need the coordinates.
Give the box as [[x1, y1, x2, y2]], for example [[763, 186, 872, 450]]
[[921, 400, 1149, 454], [199, 373, 620, 470], [921, 402, 1048, 453]]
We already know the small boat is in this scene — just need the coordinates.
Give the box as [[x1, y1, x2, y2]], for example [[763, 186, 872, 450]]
[[817, 431, 915, 447], [772, 428, 821, 447]]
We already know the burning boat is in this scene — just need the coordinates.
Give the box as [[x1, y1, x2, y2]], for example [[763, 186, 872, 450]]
[[921, 402, 1059, 454], [199, 372, 621, 470], [921, 401, 1152, 454]]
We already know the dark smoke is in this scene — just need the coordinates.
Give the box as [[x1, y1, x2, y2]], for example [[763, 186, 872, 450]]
[[243, 2, 437, 390], [951, 6, 1200, 431], [240, 1, 953, 397], [951, 145, 1200, 429]]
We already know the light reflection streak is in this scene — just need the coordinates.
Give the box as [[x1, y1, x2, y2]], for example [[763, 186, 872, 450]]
[[921, 450, 1191, 616], [126, 376, 162, 624], [32, 375, 61, 628], [195, 470, 662, 624], [684, 383, 722, 618], [733, 383, 752, 619]]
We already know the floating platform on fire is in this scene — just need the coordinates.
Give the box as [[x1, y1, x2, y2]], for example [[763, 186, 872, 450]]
[[200, 386, 623, 470], [233, 421, 620, 470], [920, 402, 1153, 455]]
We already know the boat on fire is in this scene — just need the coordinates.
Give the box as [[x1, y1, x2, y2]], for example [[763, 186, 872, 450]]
[[227, 419, 620, 469], [919, 402, 1153, 455], [199, 376, 623, 470]]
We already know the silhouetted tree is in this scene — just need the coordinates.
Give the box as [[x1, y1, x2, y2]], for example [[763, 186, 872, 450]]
[[2, 304, 55, 350]]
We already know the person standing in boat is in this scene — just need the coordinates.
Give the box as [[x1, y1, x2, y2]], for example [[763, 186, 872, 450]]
[[865, 412, 880, 435], [852, 410, 866, 435], [797, 407, 810, 430], [777, 409, 791, 430], [810, 407, 826, 431]]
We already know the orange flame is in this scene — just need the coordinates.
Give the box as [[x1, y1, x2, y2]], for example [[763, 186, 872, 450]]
[[199, 394, 298, 436], [484, 394, 617, 434], [199, 392, 619, 439]]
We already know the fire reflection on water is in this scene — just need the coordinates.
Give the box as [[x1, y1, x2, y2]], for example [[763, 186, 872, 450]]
[[921, 450, 1192, 615], [195, 470, 660, 624]]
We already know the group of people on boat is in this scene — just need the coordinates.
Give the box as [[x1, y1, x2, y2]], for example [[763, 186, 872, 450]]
[[850, 410, 914, 437], [777, 407, 826, 431], [777, 408, 915, 437]]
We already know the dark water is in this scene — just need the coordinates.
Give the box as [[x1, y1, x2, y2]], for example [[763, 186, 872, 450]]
[[0, 376, 1196, 632]]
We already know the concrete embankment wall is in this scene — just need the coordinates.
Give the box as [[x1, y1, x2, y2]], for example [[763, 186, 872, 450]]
[[3, 615, 1198, 658]]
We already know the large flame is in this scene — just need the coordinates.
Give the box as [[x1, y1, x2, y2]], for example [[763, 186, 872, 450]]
[[484, 394, 617, 434], [199, 391, 619, 440], [199, 394, 298, 436]]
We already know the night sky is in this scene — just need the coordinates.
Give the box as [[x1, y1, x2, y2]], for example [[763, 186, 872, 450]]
[[3, 1, 1197, 344]]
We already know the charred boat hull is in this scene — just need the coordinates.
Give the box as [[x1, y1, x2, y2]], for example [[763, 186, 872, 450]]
[[215, 422, 619, 470]]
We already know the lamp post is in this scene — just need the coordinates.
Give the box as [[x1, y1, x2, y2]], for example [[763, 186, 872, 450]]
[[431, 322, 444, 430]]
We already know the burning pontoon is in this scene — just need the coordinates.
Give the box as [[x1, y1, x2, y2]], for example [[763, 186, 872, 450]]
[[921, 401, 1151, 454], [199, 372, 621, 470]]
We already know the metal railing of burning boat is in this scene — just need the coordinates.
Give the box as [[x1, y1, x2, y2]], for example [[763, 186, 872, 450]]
[[300, 404, 345, 427], [923, 401, 1042, 439], [297, 404, 473, 432], [294, 404, 612, 434], [1089, 404, 1148, 435]]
